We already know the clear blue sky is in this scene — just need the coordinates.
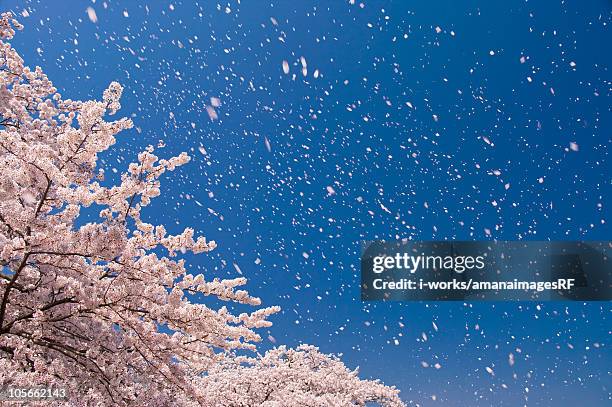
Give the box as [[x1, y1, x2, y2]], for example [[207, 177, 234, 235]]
[[4, 1, 610, 405]]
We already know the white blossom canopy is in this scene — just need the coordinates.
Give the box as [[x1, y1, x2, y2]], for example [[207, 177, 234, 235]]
[[0, 13, 404, 407]]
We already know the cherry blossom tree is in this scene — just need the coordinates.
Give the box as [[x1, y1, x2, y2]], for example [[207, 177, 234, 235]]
[[198, 345, 404, 406], [0, 13, 403, 406]]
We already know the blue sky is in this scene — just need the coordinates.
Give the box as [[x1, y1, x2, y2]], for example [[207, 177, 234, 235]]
[[4, 1, 610, 405]]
